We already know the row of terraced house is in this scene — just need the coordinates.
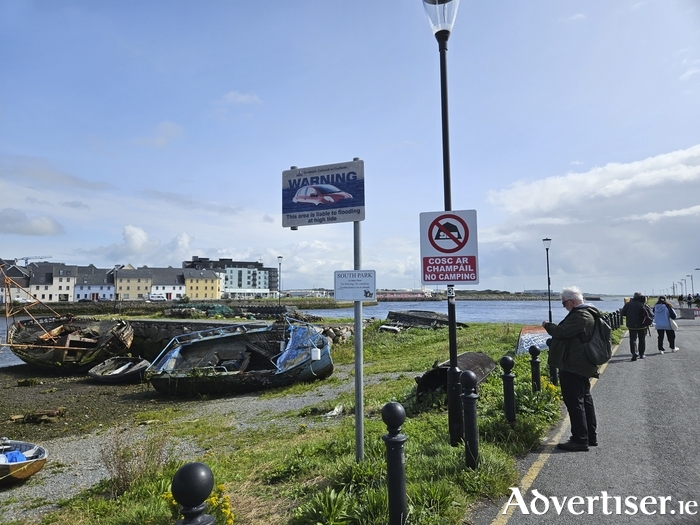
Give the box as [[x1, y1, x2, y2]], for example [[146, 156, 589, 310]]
[[0, 256, 280, 303]]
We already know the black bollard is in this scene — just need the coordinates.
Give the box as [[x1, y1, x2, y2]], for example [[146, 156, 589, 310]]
[[172, 462, 216, 525], [529, 345, 541, 393], [460, 370, 479, 469], [382, 401, 407, 525], [500, 355, 516, 425]]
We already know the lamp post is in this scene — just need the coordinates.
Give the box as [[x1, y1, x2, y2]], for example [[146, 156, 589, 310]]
[[542, 238, 552, 323], [422, 0, 462, 445], [688, 274, 695, 296], [542, 238, 557, 386], [277, 256, 283, 306], [681, 278, 687, 297]]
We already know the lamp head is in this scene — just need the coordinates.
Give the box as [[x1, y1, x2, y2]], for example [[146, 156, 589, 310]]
[[542, 238, 552, 250], [422, 0, 460, 35]]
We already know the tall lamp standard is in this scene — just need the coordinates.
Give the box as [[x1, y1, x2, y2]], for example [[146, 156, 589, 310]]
[[542, 238, 552, 322], [277, 256, 283, 306], [542, 238, 557, 386], [688, 274, 695, 297], [421, 0, 462, 445]]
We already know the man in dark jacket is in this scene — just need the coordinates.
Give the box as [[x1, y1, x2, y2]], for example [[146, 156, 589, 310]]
[[620, 292, 649, 360], [543, 286, 599, 452]]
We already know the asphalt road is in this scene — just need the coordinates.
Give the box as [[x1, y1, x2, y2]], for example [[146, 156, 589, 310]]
[[469, 318, 700, 525]]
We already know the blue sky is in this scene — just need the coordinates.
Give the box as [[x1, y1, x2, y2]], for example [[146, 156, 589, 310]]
[[1, 1, 699, 296]]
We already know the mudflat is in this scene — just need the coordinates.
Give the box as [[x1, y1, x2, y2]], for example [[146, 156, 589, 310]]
[[0, 363, 200, 443]]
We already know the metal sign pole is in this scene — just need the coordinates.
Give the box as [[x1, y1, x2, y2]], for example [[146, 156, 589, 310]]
[[353, 220, 364, 462]]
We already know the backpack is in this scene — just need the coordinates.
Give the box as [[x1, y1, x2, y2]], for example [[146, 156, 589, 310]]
[[640, 303, 654, 327], [580, 309, 612, 365]]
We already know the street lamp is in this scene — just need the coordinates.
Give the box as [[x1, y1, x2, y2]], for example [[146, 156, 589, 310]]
[[542, 238, 557, 386], [542, 238, 552, 323], [687, 274, 695, 296], [277, 256, 283, 306], [422, 0, 462, 446]]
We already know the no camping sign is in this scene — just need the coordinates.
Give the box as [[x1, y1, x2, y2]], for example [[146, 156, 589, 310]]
[[420, 210, 479, 285]]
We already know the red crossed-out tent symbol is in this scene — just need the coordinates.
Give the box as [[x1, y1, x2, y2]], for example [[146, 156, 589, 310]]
[[428, 214, 469, 254]]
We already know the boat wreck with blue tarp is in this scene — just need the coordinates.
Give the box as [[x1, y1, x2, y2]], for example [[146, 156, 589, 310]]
[[145, 317, 333, 396]]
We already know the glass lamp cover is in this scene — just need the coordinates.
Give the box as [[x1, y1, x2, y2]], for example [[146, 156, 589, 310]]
[[422, 0, 460, 34], [542, 238, 552, 250]]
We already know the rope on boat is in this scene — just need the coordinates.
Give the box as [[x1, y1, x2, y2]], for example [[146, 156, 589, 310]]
[[0, 459, 42, 482]]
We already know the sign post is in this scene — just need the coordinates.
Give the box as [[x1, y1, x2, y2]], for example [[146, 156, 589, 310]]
[[420, 210, 479, 445], [283, 158, 367, 461]]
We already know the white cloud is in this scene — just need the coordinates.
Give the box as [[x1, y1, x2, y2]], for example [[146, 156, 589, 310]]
[[2, 156, 113, 191], [486, 145, 700, 215], [625, 204, 700, 223], [61, 200, 90, 210], [560, 13, 586, 22], [0, 208, 65, 236], [221, 91, 262, 105], [136, 121, 184, 148], [680, 67, 700, 81]]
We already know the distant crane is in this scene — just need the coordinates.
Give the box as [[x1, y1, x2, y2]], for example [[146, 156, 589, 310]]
[[16, 255, 53, 266]]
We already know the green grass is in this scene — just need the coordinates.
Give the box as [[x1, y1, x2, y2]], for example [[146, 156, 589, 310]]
[[1, 321, 624, 525]]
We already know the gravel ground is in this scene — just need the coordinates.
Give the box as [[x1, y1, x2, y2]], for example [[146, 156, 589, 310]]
[[0, 363, 398, 523]]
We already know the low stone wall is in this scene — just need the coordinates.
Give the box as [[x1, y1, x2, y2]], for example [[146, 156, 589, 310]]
[[679, 308, 699, 320], [129, 319, 233, 360]]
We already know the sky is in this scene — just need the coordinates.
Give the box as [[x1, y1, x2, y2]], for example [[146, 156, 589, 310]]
[[1, 0, 699, 297]]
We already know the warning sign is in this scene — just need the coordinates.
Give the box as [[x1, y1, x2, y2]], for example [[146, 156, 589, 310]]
[[420, 210, 479, 284]]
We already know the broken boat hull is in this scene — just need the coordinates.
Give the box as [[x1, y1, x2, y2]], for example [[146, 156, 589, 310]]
[[6, 317, 134, 373], [87, 356, 150, 383], [146, 319, 333, 397]]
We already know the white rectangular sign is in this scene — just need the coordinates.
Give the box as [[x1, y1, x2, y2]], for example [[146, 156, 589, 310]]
[[282, 160, 365, 228], [420, 210, 479, 285], [334, 270, 376, 301]]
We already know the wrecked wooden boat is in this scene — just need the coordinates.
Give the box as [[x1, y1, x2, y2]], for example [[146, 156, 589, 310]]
[[385, 310, 468, 329], [6, 316, 134, 373], [415, 352, 496, 397], [87, 356, 150, 384], [146, 318, 333, 397], [0, 438, 47, 485]]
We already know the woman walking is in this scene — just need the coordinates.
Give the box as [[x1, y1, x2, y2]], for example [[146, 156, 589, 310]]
[[654, 296, 678, 354]]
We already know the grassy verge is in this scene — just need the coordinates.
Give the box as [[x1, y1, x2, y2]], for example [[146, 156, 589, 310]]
[[2, 321, 624, 525]]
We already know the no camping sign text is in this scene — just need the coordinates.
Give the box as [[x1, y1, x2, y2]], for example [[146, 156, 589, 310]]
[[419, 210, 479, 285]]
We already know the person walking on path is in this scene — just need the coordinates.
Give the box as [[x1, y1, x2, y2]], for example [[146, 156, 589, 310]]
[[620, 292, 650, 361], [542, 286, 599, 452], [654, 295, 679, 354]]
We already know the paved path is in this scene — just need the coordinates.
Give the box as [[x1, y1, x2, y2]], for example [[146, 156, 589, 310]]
[[470, 318, 700, 525]]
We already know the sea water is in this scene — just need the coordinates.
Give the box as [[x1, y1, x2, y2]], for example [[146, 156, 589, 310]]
[[301, 298, 627, 325], [0, 323, 24, 368], [0, 298, 627, 369]]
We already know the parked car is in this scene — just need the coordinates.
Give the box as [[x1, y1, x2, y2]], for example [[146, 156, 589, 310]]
[[78, 298, 94, 303], [292, 184, 352, 205], [148, 294, 167, 302]]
